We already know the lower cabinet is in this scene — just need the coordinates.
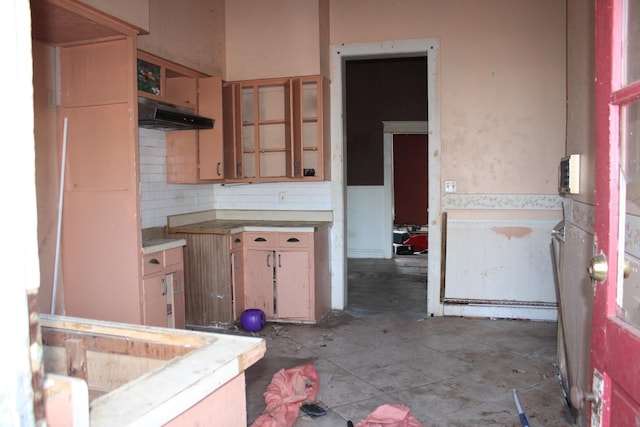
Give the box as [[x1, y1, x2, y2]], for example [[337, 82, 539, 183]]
[[238, 230, 329, 323], [141, 247, 186, 329], [169, 226, 330, 327]]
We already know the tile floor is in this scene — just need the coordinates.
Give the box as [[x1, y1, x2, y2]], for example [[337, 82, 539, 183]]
[[243, 256, 576, 426]]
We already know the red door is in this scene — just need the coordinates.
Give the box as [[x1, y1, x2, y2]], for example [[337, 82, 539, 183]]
[[590, 0, 640, 424], [393, 134, 428, 226]]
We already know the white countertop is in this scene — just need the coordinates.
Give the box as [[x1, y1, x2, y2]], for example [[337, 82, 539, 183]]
[[142, 238, 186, 254]]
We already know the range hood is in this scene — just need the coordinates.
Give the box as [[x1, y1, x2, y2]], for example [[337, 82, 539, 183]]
[[138, 97, 214, 131]]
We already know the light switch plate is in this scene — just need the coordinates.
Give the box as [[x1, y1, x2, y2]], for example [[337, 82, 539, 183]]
[[444, 180, 457, 193]]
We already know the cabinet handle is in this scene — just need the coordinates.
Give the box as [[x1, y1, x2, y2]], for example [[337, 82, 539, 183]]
[[149, 258, 160, 265], [266, 253, 271, 268], [254, 237, 267, 242], [286, 237, 300, 243], [161, 278, 168, 296], [234, 238, 241, 243], [173, 277, 180, 295], [278, 253, 282, 268], [217, 162, 221, 177]]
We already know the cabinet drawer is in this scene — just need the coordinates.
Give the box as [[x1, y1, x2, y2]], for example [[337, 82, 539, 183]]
[[244, 232, 276, 248], [230, 233, 243, 251], [277, 232, 310, 248], [164, 247, 183, 267], [142, 253, 164, 276]]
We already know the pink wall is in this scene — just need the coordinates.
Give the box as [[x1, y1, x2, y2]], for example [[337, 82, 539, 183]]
[[330, 0, 566, 195], [82, 0, 225, 77], [82, 0, 150, 32], [225, 0, 325, 80], [138, 0, 225, 76]]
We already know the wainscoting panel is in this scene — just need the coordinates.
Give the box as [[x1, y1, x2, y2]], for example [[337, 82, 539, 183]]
[[444, 219, 558, 313]]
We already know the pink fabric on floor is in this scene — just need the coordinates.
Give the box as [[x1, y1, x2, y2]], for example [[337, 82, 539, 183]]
[[250, 364, 320, 427], [354, 403, 424, 427]]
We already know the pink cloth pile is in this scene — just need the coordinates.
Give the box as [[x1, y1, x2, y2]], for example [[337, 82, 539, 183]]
[[355, 403, 423, 427], [250, 364, 423, 427], [250, 364, 320, 427]]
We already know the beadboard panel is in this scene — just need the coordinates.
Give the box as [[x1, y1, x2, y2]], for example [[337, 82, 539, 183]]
[[168, 233, 232, 327], [444, 219, 559, 304]]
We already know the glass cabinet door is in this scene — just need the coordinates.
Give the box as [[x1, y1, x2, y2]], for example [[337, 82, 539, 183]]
[[240, 79, 292, 179]]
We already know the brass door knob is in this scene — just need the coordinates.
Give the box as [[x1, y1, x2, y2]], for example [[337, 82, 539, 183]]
[[588, 253, 608, 282], [624, 259, 631, 279]]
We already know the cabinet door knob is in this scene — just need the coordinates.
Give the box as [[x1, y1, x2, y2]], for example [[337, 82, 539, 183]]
[[161, 278, 168, 296], [149, 258, 160, 265], [217, 162, 221, 177], [286, 237, 300, 243], [254, 237, 267, 242]]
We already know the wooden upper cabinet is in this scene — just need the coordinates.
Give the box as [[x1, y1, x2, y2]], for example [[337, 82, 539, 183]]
[[165, 76, 225, 183], [197, 77, 224, 180], [293, 76, 327, 180], [138, 50, 225, 183], [137, 50, 203, 109], [223, 76, 328, 183]]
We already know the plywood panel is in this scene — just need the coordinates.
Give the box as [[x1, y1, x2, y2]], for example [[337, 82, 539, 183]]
[[63, 104, 131, 191], [170, 233, 233, 326], [60, 39, 131, 106]]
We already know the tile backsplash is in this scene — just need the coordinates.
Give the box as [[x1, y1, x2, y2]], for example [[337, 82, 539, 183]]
[[139, 129, 332, 228]]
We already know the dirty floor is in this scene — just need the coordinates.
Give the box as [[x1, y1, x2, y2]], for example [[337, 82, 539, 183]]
[[243, 256, 575, 426]]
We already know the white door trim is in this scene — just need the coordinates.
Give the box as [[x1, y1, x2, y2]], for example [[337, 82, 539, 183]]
[[331, 39, 443, 316]]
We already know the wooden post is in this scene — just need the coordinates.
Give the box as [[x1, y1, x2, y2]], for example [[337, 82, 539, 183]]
[[65, 339, 87, 382]]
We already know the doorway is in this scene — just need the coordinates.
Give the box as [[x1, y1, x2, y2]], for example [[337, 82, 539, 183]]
[[330, 39, 442, 316], [383, 121, 428, 254]]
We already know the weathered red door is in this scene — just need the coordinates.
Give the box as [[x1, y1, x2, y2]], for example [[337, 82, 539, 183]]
[[393, 134, 428, 226], [589, 0, 640, 424]]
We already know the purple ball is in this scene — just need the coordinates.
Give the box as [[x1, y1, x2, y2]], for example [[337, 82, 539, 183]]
[[241, 309, 266, 332]]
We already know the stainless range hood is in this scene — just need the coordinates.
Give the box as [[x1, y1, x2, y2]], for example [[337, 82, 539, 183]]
[[138, 97, 214, 131]]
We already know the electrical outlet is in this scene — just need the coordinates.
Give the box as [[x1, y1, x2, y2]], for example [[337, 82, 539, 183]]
[[279, 192, 286, 203], [444, 180, 457, 193]]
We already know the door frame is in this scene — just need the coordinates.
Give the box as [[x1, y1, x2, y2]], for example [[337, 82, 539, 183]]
[[331, 39, 442, 315], [383, 121, 429, 257]]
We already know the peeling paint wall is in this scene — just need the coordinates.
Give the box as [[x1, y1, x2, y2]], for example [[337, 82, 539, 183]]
[[225, 0, 324, 80], [81, 0, 150, 32], [331, 0, 566, 195], [138, 0, 225, 77]]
